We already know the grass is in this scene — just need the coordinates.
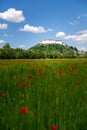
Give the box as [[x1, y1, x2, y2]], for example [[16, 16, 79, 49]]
[[0, 59, 87, 130]]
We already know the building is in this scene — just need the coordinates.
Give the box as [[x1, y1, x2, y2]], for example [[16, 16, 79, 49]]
[[38, 39, 65, 45]]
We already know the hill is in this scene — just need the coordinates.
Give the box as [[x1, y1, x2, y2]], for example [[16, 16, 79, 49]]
[[29, 40, 78, 58], [0, 41, 79, 59]]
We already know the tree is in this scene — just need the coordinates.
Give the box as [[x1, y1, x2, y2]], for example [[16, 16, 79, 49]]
[[63, 50, 75, 58], [0, 48, 3, 59], [2, 43, 12, 59], [14, 48, 24, 59]]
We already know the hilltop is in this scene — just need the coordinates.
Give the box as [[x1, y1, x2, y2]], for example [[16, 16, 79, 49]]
[[38, 39, 65, 45], [29, 39, 78, 58]]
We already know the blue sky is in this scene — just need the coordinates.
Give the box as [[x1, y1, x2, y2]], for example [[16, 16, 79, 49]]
[[0, 0, 87, 51]]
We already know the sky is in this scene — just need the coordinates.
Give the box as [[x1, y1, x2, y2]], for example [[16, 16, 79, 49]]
[[0, 0, 87, 51]]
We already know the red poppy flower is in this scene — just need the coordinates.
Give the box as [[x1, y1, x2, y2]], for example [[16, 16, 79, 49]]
[[58, 70, 63, 76], [38, 70, 43, 76], [51, 125, 57, 130], [0, 93, 5, 97], [70, 65, 75, 69], [28, 75, 33, 79], [20, 107, 28, 114], [77, 80, 80, 85], [29, 81, 33, 85], [36, 66, 39, 71], [20, 83, 26, 87]]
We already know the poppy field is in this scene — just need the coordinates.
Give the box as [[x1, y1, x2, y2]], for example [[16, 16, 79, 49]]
[[0, 59, 87, 130]]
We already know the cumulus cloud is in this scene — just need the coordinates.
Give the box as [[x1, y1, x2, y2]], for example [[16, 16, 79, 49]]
[[0, 23, 8, 29], [0, 8, 25, 23], [19, 24, 47, 33], [19, 44, 26, 49], [56, 32, 66, 38], [0, 40, 5, 43], [56, 30, 87, 43]]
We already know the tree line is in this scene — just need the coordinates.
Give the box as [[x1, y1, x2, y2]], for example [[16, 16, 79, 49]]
[[0, 43, 87, 59]]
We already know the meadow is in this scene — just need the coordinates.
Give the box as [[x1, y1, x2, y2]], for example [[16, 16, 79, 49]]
[[0, 59, 87, 130]]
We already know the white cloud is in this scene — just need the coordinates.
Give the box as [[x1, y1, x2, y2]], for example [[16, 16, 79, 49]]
[[0, 8, 25, 23], [0, 40, 5, 43], [56, 32, 66, 38], [79, 47, 87, 51], [19, 44, 26, 49], [76, 30, 87, 34], [0, 23, 8, 29], [19, 24, 46, 33], [56, 30, 87, 43], [69, 20, 79, 25]]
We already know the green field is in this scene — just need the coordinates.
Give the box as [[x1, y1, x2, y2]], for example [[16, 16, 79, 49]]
[[0, 59, 87, 130]]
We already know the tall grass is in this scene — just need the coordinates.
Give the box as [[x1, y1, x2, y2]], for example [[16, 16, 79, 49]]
[[0, 59, 87, 130]]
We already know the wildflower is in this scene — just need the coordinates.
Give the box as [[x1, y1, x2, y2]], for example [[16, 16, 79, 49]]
[[36, 66, 39, 71], [77, 80, 80, 85], [20, 107, 28, 114], [70, 65, 75, 69], [51, 125, 57, 130], [28, 75, 33, 79], [58, 70, 63, 76], [20, 83, 26, 87], [0, 93, 5, 97], [29, 81, 33, 85], [38, 70, 43, 76]]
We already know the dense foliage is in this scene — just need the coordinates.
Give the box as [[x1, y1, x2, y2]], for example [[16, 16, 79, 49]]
[[30, 43, 78, 58], [0, 43, 86, 59]]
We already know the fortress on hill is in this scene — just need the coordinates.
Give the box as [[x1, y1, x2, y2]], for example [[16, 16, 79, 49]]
[[38, 39, 65, 45]]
